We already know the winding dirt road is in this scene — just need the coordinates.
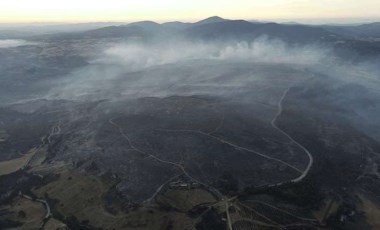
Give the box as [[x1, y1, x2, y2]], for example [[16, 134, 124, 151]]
[[155, 85, 314, 188], [271, 87, 314, 183], [157, 128, 303, 174], [107, 86, 315, 230]]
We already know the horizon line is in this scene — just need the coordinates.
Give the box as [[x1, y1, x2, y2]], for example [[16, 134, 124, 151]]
[[0, 16, 380, 26]]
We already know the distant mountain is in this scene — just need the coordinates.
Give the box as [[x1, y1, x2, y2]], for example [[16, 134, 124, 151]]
[[162, 21, 191, 29], [162, 16, 228, 30], [42, 16, 342, 44], [126, 21, 161, 30], [348, 22, 380, 38], [322, 22, 380, 39], [0, 22, 127, 35], [83, 25, 151, 38], [47, 22, 175, 40], [187, 20, 339, 43], [193, 16, 228, 26], [186, 20, 262, 40], [0, 30, 39, 39]]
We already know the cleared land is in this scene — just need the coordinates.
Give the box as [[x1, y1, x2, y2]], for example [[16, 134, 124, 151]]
[[357, 194, 380, 229], [0, 197, 46, 229], [122, 208, 194, 230], [43, 218, 67, 230], [28, 146, 48, 168], [157, 188, 217, 211], [0, 149, 35, 176], [33, 169, 120, 229], [313, 198, 340, 224]]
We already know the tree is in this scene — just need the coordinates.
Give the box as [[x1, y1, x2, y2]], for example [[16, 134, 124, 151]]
[[18, 210, 26, 218]]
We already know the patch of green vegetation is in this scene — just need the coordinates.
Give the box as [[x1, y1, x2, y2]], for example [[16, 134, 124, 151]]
[[33, 169, 121, 229], [157, 188, 217, 212], [0, 197, 46, 229]]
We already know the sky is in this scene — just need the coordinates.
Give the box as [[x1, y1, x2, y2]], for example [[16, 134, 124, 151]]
[[1, 0, 380, 23]]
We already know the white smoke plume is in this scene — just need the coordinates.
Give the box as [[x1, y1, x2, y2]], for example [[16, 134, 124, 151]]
[[0, 39, 38, 48]]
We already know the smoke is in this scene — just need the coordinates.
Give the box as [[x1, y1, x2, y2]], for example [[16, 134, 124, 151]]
[[0, 39, 38, 48], [47, 38, 331, 100], [1, 33, 378, 140], [96, 41, 217, 71], [94, 37, 329, 71], [45, 36, 380, 107], [218, 38, 329, 65]]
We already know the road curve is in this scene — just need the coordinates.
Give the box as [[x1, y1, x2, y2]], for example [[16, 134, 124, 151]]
[[108, 86, 315, 208], [20, 192, 51, 220], [157, 128, 303, 174], [271, 87, 314, 183]]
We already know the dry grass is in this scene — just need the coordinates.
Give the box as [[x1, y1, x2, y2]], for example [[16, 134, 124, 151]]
[[32, 171, 209, 229], [157, 188, 217, 211], [43, 218, 67, 230], [121, 208, 194, 230], [1, 197, 45, 229], [0, 149, 35, 176], [29, 146, 48, 168], [357, 194, 380, 229], [313, 198, 340, 224], [31, 166, 219, 230], [33, 169, 122, 229]]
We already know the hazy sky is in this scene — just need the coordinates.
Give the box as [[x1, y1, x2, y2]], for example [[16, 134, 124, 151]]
[[1, 0, 380, 23]]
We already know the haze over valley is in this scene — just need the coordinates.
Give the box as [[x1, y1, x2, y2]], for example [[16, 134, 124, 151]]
[[1, 15, 380, 230]]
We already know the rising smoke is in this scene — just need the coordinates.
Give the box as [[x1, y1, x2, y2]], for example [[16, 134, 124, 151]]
[[49, 37, 336, 101], [0, 39, 38, 48]]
